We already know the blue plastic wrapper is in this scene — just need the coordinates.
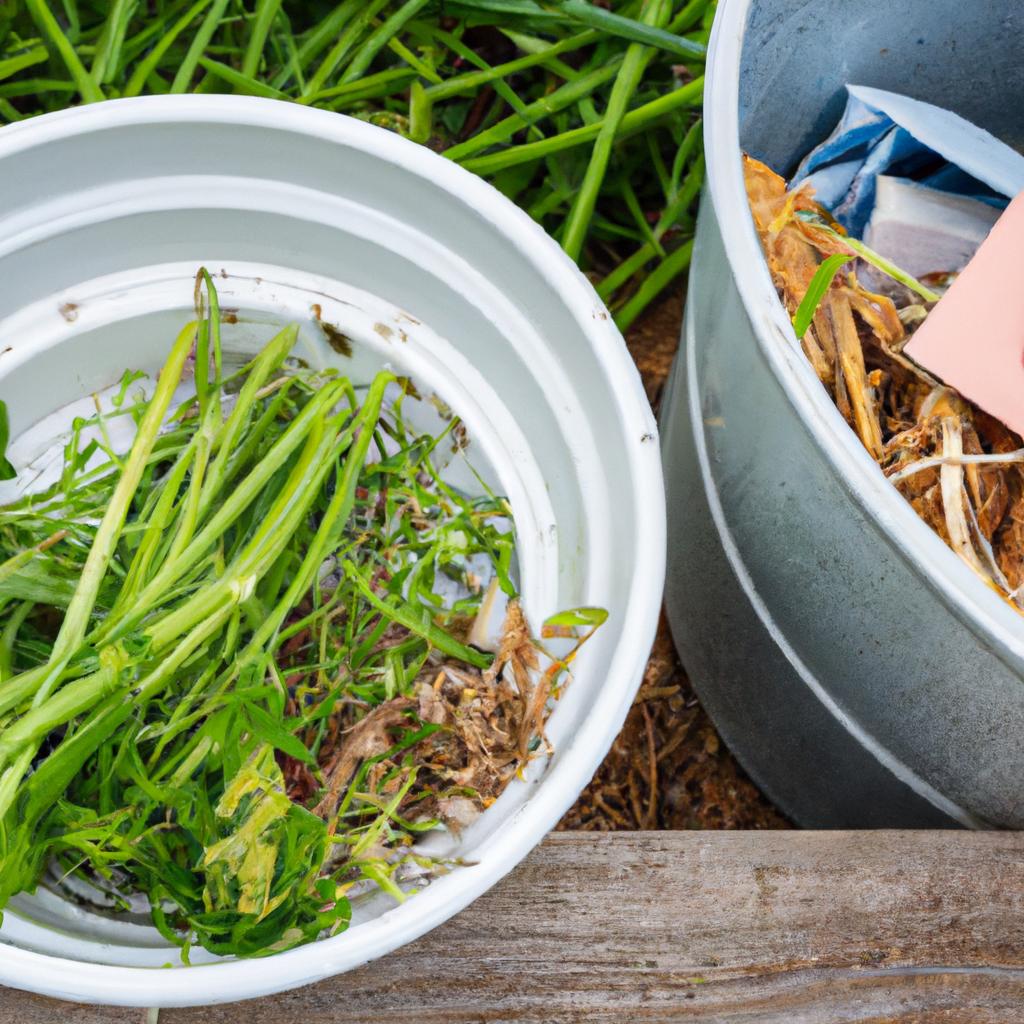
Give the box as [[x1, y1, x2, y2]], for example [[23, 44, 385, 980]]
[[791, 84, 1024, 237]]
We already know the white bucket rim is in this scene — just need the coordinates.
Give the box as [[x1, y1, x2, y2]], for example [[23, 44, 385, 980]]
[[0, 95, 666, 1006]]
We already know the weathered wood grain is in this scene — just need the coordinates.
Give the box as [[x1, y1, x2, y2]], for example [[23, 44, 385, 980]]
[[4, 831, 1024, 1023]]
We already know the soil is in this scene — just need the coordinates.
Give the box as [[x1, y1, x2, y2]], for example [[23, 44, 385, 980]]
[[560, 291, 789, 831]]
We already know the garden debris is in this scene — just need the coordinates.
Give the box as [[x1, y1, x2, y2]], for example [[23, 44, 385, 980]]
[[793, 84, 1024, 238], [290, 599, 547, 839], [745, 155, 1024, 606], [562, 612, 788, 831]]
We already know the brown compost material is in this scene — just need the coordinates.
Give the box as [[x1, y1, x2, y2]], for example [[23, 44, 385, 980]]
[[744, 155, 1024, 606]]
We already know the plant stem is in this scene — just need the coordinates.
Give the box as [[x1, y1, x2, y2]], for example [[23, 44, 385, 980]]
[[339, 0, 431, 86], [460, 74, 703, 174], [170, 0, 230, 93], [614, 237, 693, 330], [23, 0, 104, 103], [30, 320, 196, 708], [444, 58, 624, 162], [562, 0, 668, 261], [241, 0, 283, 79], [300, 0, 388, 100], [123, 0, 212, 96]]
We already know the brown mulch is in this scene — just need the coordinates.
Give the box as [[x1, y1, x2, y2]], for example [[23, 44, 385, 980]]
[[560, 291, 789, 831]]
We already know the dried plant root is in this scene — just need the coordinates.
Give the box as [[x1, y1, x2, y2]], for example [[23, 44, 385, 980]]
[[939, 418, 989, 581]]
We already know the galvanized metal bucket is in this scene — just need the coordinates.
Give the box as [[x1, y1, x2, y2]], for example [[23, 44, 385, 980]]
[[662, 0, 1024, 829], [0, 97, 664, 1005]]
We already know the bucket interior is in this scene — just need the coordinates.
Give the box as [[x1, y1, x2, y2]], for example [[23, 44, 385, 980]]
[[738, 0, 1024, 175], [0, 263, 556, 964]]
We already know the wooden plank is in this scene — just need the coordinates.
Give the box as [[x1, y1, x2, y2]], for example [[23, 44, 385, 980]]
[[5, 831, 1024, 1023]]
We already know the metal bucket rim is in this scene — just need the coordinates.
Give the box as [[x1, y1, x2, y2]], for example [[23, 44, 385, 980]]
[[704, 0, 1024, 667]]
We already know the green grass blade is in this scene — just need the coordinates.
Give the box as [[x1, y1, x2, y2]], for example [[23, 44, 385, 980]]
[[339, 0, 432, 85], [669, 0, 710, 33], [408, 79, 432, 143], [170, 0, 230, 94], [269, 0, 361, 91], [654, 151, 704, 236], [28, 320, 197, 708], [556, 0, 706, 60], [120, 0, 195, 61], [0, 401, 15, 481], [90, 0, 137, 85], [461, 73, 703, 174], [614, 238, 693, 331], [304, 67, 416, 109], [0, 46, 49, 82], [791, 252, 855, 338], [343, 560, 492, 670], [816, 224, 941, 303], [23, 0, 104, 103], [443, 58, 623, 161], [441, 0, 564, 18], [198, 55, 288, 98], [386, 35, 443, 85], [621, 176, 664, 257], [561, 0, 669, 262], [124, 0, 212, 98], [0, 78, 75, 99], [240, 0, 283, 79], [301, 0, 388, 100], [428, 26, 540, 138]]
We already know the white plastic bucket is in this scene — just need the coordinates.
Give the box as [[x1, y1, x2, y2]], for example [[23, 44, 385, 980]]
[[0, 96, 664, 1006]]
